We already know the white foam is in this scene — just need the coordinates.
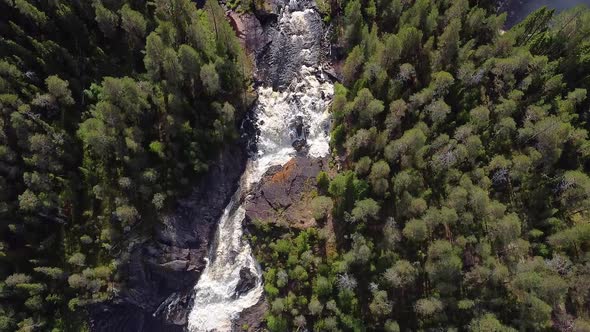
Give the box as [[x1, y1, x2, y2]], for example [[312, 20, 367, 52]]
[[186, 7, 333, 332]]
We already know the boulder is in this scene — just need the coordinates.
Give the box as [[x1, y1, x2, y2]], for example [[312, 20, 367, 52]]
[[233, 267, 258, 298], [289, 115, 312, 151], [292, 138, 307, 151], [226, 11, 266, 58], [159, 260, 189, 272], [235, 297, 268, 332], [245, 156, 326, 229]]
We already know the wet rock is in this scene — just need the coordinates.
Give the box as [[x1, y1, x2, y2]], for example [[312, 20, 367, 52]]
[[292, 138, 307, 151], [292, 115, 304, 137], [226, 11, 266, 58], [255, 0, 329, 89], [226, 0, 329, 87], [245, 156, 327, 229], [289, 115, 306, 151], [226, 0, 333, 87], [88, 142, 248, 332], [324, 66, 341, 82], [159, 260, 189, 272], [330, 44, 346, 61], [233, 267, 258, 298], [154, 291, 195, 327], [235, 297, 268, 331]]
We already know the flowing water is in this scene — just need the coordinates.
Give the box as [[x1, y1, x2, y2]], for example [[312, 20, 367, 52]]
[[187, 1, 333, 330], [502, 0, 590, 26]]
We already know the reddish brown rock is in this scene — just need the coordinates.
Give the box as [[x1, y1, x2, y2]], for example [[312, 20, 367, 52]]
[[245, 156, 326, 229], [226, 11, 266, 58]]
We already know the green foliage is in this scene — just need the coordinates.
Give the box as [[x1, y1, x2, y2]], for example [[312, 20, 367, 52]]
[[350, 198, 380, 223], [415, 297, 444, 318], [251, 228, 355, 330], [343, 0, 363, 48], [317, 171, 330, 193], [368, 160, 390, 196], [120, 4, 147, 47], [94, 0, 119, 37], [469, 313, 516, 332], [313, 276, 333, 298], [384, 320, 400, 332], [383, 259, 417, 289], [311, 196, 334, 221], [266, 315, 288, 331], [9, 0, 47, 25], [313, 2, 590, 330], [200, 62, 220, 95], [426, 240, 462, 294], [0, 0, 248, 328], [369, 290, 391, 318], [45, 76, 74, 106], [403, 218, 428, 242]]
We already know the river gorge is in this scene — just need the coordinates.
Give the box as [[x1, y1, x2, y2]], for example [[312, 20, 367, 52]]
[[89, 0, 334, 330], [87, 0, 590, 331], [187, 1, 333, 329]]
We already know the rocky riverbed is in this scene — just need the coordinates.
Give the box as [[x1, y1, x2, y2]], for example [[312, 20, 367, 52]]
[[89, 0, 334, 330], [245, 156, 328, 229], [88, 142, 248, 331]]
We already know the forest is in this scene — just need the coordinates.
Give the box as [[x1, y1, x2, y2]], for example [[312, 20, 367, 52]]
[[250, 0, 590, 331], [0, 0, 248, 330], [1, 0, 590, 331]]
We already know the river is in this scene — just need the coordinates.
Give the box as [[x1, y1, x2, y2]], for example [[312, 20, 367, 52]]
[[503, 0, 590, 26], [185, 0, 590, 330], [186, 1, 333, 330]]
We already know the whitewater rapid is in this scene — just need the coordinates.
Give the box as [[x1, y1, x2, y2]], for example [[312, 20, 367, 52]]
[[187, 66, 333, 330], [187, 0, 333, 328]]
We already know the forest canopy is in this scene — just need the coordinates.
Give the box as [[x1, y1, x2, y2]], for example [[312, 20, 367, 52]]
[[2, 0, 590, 331], [251, 1, 590, 331], [0, 0, 248, 329]]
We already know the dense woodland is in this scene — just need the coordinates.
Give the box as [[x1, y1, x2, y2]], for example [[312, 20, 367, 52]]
[[251, 1, 590, 331], [0, 0, 248, 330], [2, 0, 590, 331]]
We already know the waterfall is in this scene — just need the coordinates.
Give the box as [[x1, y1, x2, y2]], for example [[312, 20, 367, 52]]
[[186, 1, 333, 330]]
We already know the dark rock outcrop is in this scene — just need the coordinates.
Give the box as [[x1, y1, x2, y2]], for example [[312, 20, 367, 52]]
[[226, 11, 266, 62], [289, 115, 311, 151], [234, 297, 268, 331], [233, 267, 257, 298], [225, 0, 330, 89], [88, 142, 248, 332], [257, 3, 327, 89], [244, 156, 326, 229]]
